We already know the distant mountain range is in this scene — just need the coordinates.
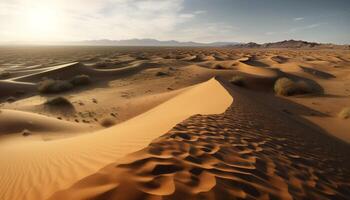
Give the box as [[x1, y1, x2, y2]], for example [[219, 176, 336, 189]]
[[69, 39, 239, 47], [229, 40, 350, 49], [1, 39, 348, 49]]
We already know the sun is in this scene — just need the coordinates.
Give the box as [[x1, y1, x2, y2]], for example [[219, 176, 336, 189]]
[[23, 4, 60, 39]]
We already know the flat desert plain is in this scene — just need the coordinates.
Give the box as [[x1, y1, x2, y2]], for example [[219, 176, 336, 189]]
[[0, 46, 349, 200]]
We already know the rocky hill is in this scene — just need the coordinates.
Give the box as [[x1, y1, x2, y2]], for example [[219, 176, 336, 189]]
[[230, 40, 349, 49]]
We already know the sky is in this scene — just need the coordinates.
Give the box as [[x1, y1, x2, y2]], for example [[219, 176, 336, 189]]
[[0, 0, 349, 44]]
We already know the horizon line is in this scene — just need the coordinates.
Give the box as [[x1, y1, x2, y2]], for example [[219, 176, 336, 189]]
[[0, 38, 348, 46]]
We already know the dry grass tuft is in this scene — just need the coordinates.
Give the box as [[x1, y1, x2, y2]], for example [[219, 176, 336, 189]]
[[0, 71, 11, 79], [156, 71, 169, 76], [6, 96, 16, 103], [100, 117, 116, 127], [44, 97, 73, 107], [274, 77, 312, 96], [338, 107, 350, 119], [22, 129, 31, 136], [230, 75, 245, 87], [38, 79, 73, 94], [70, 75, 91, 86]]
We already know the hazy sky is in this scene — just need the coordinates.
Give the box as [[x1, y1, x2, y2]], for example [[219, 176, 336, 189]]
[[0, 0, 349, 44]]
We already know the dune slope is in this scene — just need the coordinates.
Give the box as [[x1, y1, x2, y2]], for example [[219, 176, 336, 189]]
[[0, 78, 232, 200], [0, 109, 88, 134], [51, 78, 350, 200]]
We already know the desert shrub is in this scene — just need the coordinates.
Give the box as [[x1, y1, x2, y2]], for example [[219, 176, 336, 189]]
[[230, 75, 245, 87], [156, 71, 169, 76], [214, 64, 226, 69], [94, 62, 108, 68], [6, 96, 16, 103], [136, 54, 148, 60], [338, 107, 350, 119], [38, 79, 73, 94], [44, 96, 73, 107], [14, 90, 25, 97], [100, 117, 116, 127], [22, 129, 31, 136], [0, 71, 11, 79], [274, 77, 312, 96], [296, 80, 313, 93], [70, 75, 91, 86]]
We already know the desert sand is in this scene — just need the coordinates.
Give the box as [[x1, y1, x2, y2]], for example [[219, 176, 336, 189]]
[[0, 46, 349, 200]]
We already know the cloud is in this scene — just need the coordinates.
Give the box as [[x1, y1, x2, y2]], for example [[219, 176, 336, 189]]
[[194, 10, 207, 15], [0, 0, 200, 42], [288, 23, 324, 33], [265, 23, 324, 36], [179, 10, 206, 19], [306, 23, 322, 28], [293, 17, 304, 21], [179, 13, 195, 19], [165, 22, 242, 43], [265, 31, 277, 35]]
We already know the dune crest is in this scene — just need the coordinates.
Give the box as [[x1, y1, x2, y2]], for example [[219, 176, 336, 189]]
[[0, 109, 88, 135], [50, 79, 350, 200], [1, 46, 349, 200], [0, 78, 232, 200]]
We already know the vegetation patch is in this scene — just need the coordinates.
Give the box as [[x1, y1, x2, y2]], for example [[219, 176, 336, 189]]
[[94, 61, 109, 68], [70, 75, 91, 86], [0, 71, 11, 79], [22, 129, 31, 136], [214, 64, 226, 69], [338, 107, 350, 119], [156, 71, 169, 76], [38, 79, 73, 94], [44, 96, 73, 107], [230, 75, 245, 87], [100, 117, 116, 127], [274, 77, 313, 96], [6, 96, 16, 103]]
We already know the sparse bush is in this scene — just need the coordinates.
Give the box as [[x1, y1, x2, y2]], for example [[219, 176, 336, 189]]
[[100, 117, 116, 127], [136, 54, 148, 60], [94, 62, 108, 68], [70, 75, 91, 86], [0, 71, 11, 79], [6, 96, 16, 103], [14, 90, 25, 97], [38, 79, 73, 94], [214, 64, 226, 69], [230, 75, 245, 87], [338, 107, 350, 119], [274, 77, 312, 96], [156, 71, 169, 76], [44, 96, 73, 107], [22, 129, 31, 136], [296, 80, 313, 93]]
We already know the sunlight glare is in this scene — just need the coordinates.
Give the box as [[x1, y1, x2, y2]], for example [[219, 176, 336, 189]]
[[23, 4, 60, 39]]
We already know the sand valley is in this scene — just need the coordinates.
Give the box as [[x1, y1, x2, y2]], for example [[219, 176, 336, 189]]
[[0, 46, 349, 200]]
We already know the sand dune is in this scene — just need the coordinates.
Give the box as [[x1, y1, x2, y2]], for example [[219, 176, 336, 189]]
[[0, 80, 36, 99], [50, 79, 350, 200], [0, 109, 87, 135], [1, 61, 166, 100], [13, 62, 150, 82], [0, 47, 349, 200], [236, 62, 280, 78], [0, 78, 232, 200], [299, 66, 336, 79]]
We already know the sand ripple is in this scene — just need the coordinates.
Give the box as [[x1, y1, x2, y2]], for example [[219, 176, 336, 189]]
[[51, 79, 350, 200]]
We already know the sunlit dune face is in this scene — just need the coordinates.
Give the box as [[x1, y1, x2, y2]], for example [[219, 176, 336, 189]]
[[22, 4, 61, 39]]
